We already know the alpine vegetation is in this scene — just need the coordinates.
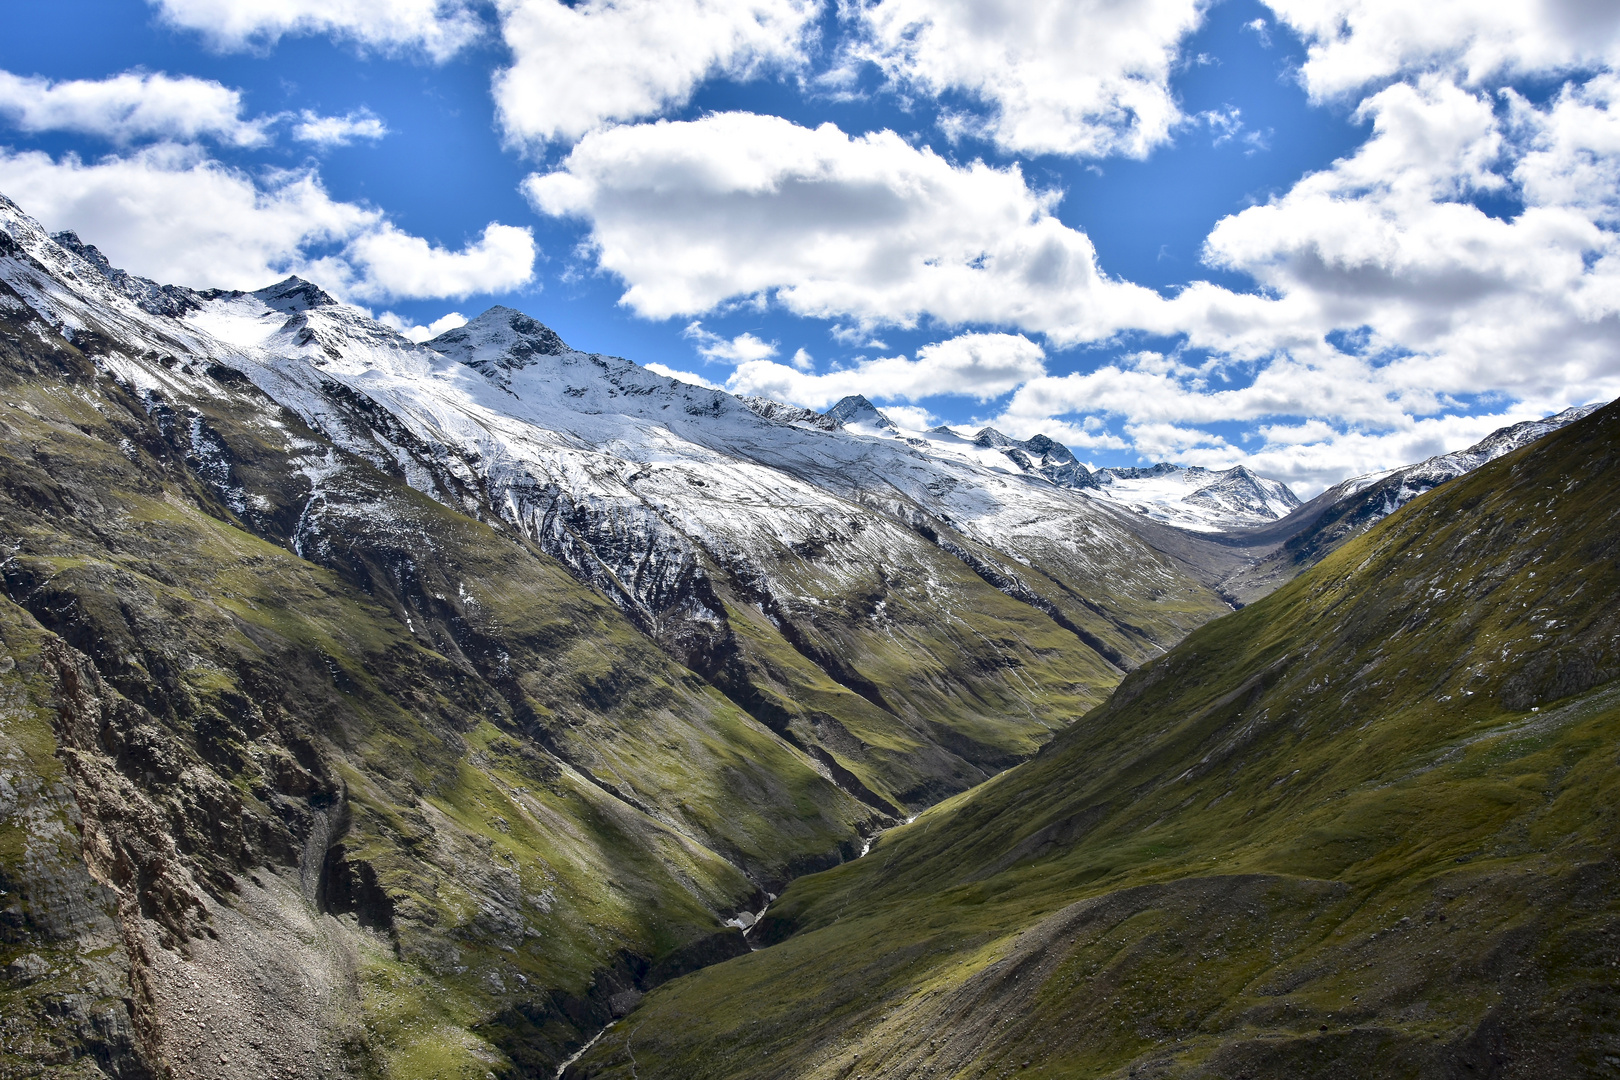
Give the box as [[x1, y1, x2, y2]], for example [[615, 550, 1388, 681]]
[[1, 178, 1615, 1080]]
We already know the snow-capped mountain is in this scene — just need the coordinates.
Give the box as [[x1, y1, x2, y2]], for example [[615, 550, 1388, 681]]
[[812, 405, 1305, 532], [4, 185, 1612, 1080], [1084, 462, 1302, 531], [0, 191, 1253, 821], [1213, 404, 1606, 604], [1326, 405, 1604, 523]]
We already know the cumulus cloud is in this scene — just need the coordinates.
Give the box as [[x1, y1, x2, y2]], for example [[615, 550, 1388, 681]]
[[683, 321, 780, 362], [150, 0, 483, 60], [1263, 0, 1620, 99], [379, 310, 469, 342], [335, 221, 537, 300], [723, 331, 1046, 408], [0, 69, 269, 146], [519, 83, 1620, 491], [0, 144, 536, 300], [493, 0, 819, 147], [1201, 75, 1620, 412], [877, 404, 938, 429], [849, 0, 1206, 158], [1512, 73, 1620, 227], [1185, 410, 1583, 497], [293, 108, 389, 146], [961, 70, 1619, 491], [644, 361, 722, 388], [990, 353, 1598, 494], [523, 111, 1163, 335]]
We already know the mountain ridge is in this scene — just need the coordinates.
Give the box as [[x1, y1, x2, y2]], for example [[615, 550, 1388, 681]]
[[1217, 403, 1604, 601]]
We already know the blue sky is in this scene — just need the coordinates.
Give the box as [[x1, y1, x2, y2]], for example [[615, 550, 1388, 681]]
[[1, 1, 1617, 494]]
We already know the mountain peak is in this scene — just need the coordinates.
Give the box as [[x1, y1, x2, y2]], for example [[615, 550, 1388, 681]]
[[824, 394, 897, 430], [1089, 461, 1302, 530], [428, 305, 572, 374], [252, 276, 339, 313], [1020, 433, 1077, 465], [48, 229, 203, 319]]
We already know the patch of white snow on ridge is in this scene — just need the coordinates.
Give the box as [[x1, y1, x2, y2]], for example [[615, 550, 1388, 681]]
[[1318, 404, 1605, 527], [1083, 464, 1301, 532]]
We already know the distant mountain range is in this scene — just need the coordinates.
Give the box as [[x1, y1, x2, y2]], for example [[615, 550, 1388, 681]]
[[786, 399, 1305, 532], [0, 188, 1609, 1080]]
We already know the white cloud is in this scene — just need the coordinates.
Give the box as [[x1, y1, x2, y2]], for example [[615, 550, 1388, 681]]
[[150, 0, 483, 61], [293, 108, 389, 146], [521, 86, 1620, 492], [493, 0, 819, 147], [0, 144, 536, 301], [380, 310, 468, 342], [1512, 73, 1620, 227], [722, 331, 1045, 408], [986, 75, 1620, 490], [964, 73, 1617, 477], [1119, 420, 1231, 461], [1195, 105, 1269, 153], [0, 69, 269, 146], [645, 361, 722, 388], [336, 221, 538, 300], [1185, 410, 1579, 497], [991, 357, 1595, 494], [877, 403, 937, 430], [1263, 0, 1620, 99], [789, 346, 814, 371], [523, 111, 1163, 336], [683, 320, 779, 362], [849, 0, 1206, 158], [1199, 75, 1620, 412]]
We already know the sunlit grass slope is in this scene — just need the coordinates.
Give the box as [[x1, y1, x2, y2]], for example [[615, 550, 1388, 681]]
[[573, 399, 1620, 1079]]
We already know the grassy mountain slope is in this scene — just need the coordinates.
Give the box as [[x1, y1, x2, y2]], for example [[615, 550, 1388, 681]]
[[572, 399, 1620, 1079], [0, 196, 1246, 1079], [0, 285, 880, 1078]]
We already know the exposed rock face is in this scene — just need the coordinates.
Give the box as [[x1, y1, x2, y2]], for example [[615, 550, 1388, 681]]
[[737, 396, 838, 431], [0, 212, 870, 1077], [50, 230, 201, 320], [969, 427, 1097, 489], [0, 624, 154, 1080]]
